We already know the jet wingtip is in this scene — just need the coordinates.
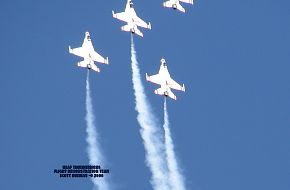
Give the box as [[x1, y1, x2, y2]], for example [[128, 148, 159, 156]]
[[146, 73, 149, 81], [69, 46, 72, 54], [148, 22, 152, 30], [106, 57, 109, 64], [182, 84, 186, 92]]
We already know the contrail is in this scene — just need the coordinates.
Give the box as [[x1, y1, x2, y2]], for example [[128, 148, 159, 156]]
[[130, 34, 169, 190], [163, 98, 186, 190], [85, 70, 109, 190]]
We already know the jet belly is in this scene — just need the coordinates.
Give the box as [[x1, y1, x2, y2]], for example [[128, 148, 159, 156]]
[[159, 67, 171, 80]]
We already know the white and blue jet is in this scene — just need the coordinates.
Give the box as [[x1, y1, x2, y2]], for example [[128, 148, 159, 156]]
[[69, 32, 109, 73], [112, 0, 151, 37], [163, 0, 194, 13], [146, 58, 185, 100]]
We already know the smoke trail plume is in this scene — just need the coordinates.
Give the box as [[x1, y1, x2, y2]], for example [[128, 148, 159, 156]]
[[130, 34, 169, 190], [85, 70, 109, 190], [163, 98, 186, 190]]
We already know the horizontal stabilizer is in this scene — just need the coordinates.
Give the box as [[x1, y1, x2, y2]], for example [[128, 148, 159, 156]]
[[154, 88, 177, 100], [163, 1, 174, 8], [90, 63, 100, 73], [77, 60, 88, 68], [77, 61, 100, 73], [155, 87, 165, 96], [121, 24, 131, 32], [180, 0, 194, 4], [163, 1, 185, 13], [121, 25, 143, 37]]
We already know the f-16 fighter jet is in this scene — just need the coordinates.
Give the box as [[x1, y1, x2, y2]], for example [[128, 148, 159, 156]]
[[69, 31, 109, 73], [146, 58, 185, 100], [112, 0, 151, 37], [163, 0, 194, 13]]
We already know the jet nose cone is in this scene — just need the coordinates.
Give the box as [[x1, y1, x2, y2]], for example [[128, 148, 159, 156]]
[[161, 58, 166, 64]]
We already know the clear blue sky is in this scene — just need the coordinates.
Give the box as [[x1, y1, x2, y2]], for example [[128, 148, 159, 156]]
[[0, 0, 289, 190]]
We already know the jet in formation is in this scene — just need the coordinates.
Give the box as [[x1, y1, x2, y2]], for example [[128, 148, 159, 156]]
[[146, 58, 185, 100], [163, 0, 194, 13], [69, 32, 109, 73], [112, 0, 151, 37]]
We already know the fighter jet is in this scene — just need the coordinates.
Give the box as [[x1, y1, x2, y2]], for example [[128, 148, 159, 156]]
[[146, 58, 185, 100], [69, 31, 109, 73], [163, 0, 194, 13], [112, 0, 151, 37]]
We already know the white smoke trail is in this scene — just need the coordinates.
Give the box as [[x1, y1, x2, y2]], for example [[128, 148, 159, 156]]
[[163, 98, 186, 190], [85, 70, 109, 190], [130, 34, 169, 190]]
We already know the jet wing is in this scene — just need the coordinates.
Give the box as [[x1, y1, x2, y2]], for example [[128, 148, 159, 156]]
[[134, 15, 151, 29], [167, 78, 185, 91], [146, 73, 163, 85], [80, 37, 108, 64], [90, 50, 109, 64], [69, 46, 86, 58], [112, 11, 129, 23]]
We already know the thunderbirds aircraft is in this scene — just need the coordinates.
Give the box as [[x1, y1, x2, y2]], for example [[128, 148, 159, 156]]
[[69, 32, 109, 73], [146, 58, 185, 100], [163, 0, 194, 13], [112, 0, 151, 37]]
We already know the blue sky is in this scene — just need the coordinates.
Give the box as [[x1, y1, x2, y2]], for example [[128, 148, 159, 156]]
[[0, 0, 289, 190]]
